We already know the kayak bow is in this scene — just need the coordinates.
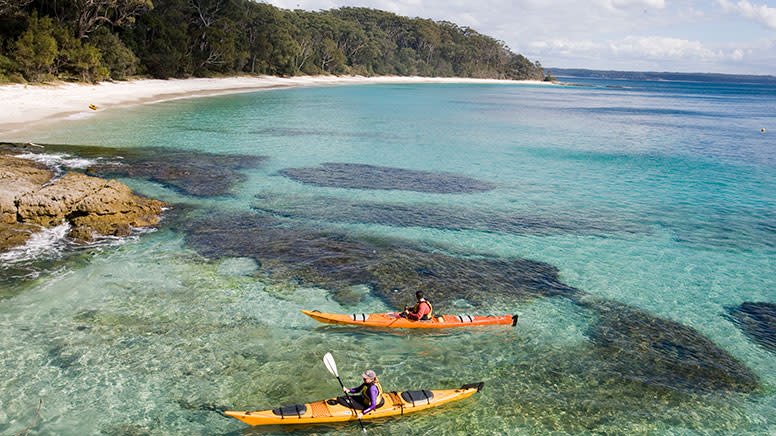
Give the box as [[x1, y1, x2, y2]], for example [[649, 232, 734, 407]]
[[302, 310, 517, 328], [224, 382, 484, 426]]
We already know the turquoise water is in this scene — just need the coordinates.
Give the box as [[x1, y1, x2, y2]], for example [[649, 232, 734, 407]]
[[1, 80, 775, 435]]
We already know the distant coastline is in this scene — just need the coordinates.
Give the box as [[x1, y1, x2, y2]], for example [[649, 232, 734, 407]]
[[549, 68, 776, 85], [0, 75, 551, 136]]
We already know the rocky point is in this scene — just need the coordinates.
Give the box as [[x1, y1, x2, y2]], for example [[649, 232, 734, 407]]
[[0, 149, 166, 251]]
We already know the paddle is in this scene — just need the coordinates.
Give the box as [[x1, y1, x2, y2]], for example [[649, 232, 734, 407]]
[[323, 352, 367, 432]]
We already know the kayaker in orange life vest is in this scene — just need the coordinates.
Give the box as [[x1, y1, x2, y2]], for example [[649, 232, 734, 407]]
[[342, 369, 384, 415], [401, 291, 433, 320]]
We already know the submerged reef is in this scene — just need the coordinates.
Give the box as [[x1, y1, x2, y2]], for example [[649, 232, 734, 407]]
[[583, 299, 759, 393], [183, 211, 576, 308], [0, 142, 267, 197], [280, 162, 495, 193], [655, 206, 776, 252], [87, 147, 266, 197], [181, 209, 759, 394], [253, 192, 646, 236], [481, 339, 760, 434], [726, 302, 776, 353]]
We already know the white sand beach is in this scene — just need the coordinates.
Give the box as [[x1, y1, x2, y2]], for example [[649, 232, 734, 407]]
[[0, 75, 549, 136]]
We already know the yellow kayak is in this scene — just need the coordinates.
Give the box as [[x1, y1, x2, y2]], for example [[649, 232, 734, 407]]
[[302, 310, 517, 328], [224, 382, 484, 426]]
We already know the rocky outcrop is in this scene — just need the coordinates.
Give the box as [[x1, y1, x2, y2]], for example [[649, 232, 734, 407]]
[[0, 154, 53, 224], [586, 299, 759, 393], [67, 178, 166, 241], [0, 222, 41, 252], [0, 153, 167, 251], [16, 172, 109, 227]]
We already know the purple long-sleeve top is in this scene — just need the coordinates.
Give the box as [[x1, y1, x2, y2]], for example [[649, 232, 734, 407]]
[[348, 382, 380, 414]]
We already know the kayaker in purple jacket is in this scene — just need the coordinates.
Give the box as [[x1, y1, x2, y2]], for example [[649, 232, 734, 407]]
[[343, 369, 384, 415]]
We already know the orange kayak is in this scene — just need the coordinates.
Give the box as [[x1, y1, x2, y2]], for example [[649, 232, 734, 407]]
[[302, 310, 517, 328], [224, 382, 484, 426]]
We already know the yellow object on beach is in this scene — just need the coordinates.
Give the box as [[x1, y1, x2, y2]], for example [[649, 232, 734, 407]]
[[762, 128, 765, 133], [89, 104, 98, 110]]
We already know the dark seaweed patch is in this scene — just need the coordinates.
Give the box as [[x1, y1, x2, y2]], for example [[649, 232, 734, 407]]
[[183, 211, 576, 308], [0, 142, 267, 197], [47, 344, 80, 370], [667, 210, 776, 251], [475, 338, 758, 434], [279, 163, 495, 193], [253, 193, 646, 236], [584, 299, 759, 393], [180, 211, 759, 395], [176, 399, 229, 413], [87, 148, 266, 197], [726, 302, 776, 353]]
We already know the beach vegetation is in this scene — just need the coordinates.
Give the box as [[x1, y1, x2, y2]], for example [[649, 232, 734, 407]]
[[65, 0, 154, 40], [0, 54, 21, 83], [12, 11, 58, 82], [9, 10, 111, 82], [0, 59, 24, 83], [123, 0, 191, 77], [48, 17, 110, 82], [241, 2, 297, 75], [59, 37, 110, 82], [0, 1, 545, 82], [90, 27, 138, 80], [0, 0, 33, 17]]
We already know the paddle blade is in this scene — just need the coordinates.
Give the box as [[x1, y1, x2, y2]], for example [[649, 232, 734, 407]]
[[323, 352, 339, 377]]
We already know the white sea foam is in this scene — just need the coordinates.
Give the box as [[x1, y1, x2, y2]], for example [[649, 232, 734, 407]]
[[0, 222, 71, 264], [15, 152, 98, 169], [89, 226, 156, 248], [0, 223, 154, 267]]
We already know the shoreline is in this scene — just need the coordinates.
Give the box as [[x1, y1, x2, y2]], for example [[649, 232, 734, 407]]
[[0, 75, 551, 137]]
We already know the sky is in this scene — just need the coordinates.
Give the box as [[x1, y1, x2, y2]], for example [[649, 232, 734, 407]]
[[262, 0, 776, 75]]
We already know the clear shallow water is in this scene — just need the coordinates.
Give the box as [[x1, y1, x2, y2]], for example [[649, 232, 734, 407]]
[[1, 80, 775, 435]]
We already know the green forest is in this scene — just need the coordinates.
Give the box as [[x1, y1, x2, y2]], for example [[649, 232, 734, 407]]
[[0, 0, 545, 83]]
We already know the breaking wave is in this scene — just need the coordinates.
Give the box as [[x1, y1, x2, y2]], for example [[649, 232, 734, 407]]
[[0, 222, 71, 265], [0, 222, 156, 268], [15, 152, 99, 170]]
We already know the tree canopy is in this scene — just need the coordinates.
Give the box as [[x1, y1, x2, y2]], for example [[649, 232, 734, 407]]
[[0, 1, 544, 83]]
